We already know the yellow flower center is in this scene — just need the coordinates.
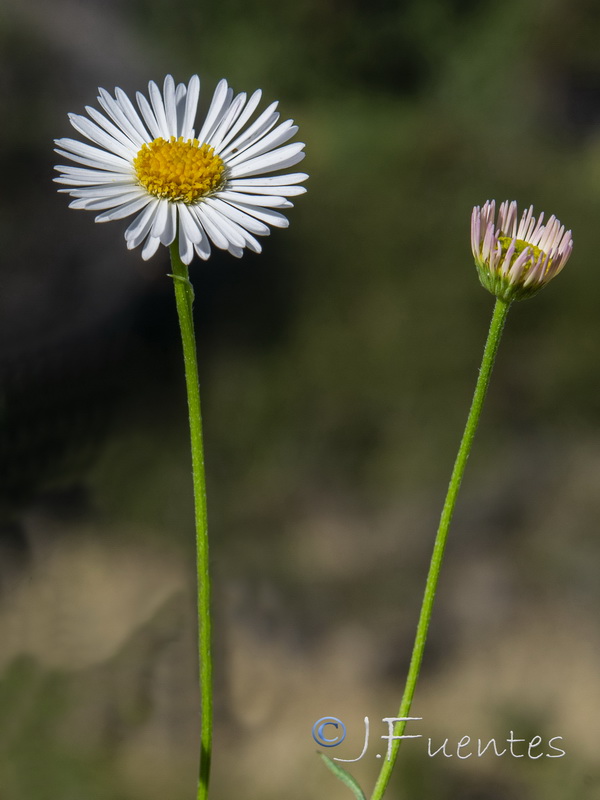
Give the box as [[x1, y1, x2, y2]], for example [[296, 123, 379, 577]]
[[133, 137, 226, 204], [498, 236, 545, 271]]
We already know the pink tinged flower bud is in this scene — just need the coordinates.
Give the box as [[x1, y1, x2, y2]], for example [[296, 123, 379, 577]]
[[471, 201, 573, 302]]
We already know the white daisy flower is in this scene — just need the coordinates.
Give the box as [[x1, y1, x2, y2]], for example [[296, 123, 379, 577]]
[[471, 200, 573, 301], [54, 75, 307, 264]]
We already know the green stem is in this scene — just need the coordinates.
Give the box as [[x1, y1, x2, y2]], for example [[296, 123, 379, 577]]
[[169, 242, 212, 800], [369, 297, 511, 800]]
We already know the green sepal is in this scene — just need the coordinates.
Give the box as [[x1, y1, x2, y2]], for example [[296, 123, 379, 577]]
[[318, 753, 367, 800], [474, 260, 544, 303]]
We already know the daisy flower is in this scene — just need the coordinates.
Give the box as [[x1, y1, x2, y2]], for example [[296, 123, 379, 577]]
[[54, 75, 307, 264], [471, 200, 573, 301]]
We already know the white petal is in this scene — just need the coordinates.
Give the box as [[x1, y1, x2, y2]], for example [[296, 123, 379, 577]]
[[164, 203, 177, 245], [191, 205, 229, 250], [68, 113, 136, 160], [227, 200, 289, 228], [178, 203, 203, 244], [178, 228, 195, 264], [55, 138, 132, 171], [218, 190, 292, 208], [242, 232, 262, 253], [148, 79, 170, 138], [141, 235, 161, 260], [227, 244, 244, 258], [200, 203, 246, 248], [197, 79, 232, 143], [113, 87, 152, 141], [125, 200, 161, 246], [226, 181, 307, 197], [55, 150, 117, 172], [220, 103, 279, 159], [203, 203, 262, 252], [228, 143, 305, 178], [163, 75, 178, 137], [174, 84, 187, 135], [229, 172, 308, 186], [95, 195, 152, 222], [226, 120, 298, 167], [64, 184, 139, 199], [181, 75, 200, 139], [54, 166, 135, 186], [195, 240, 212, 260], [213, 89, 262, 154], [97, 89, 148, 145], [85, 105, 143, 150], [150, 198, 168, 239], [151, 200, 177, 245], [204, 197, 270, 236], [206, 92, 247, 152], [136, 91, 162, 139], [69, 189, 144, 211]]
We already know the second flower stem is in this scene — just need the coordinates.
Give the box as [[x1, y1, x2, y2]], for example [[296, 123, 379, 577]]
[[169, 242, 212, 800], [369, 297, 511, 800]]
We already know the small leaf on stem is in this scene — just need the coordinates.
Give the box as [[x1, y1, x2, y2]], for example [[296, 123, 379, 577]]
[[318, 753, 366, 800]]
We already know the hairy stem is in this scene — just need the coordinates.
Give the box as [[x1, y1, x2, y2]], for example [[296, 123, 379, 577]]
[[169, 242, 212, 800], [370, 297, 511, 800]]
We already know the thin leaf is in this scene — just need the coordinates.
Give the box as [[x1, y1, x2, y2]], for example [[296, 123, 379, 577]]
[[318, 753, 367, 800]]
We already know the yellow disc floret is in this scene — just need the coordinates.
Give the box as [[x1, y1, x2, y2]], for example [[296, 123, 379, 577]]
[[498, 235, 545, 272], [133, 137, 226, 204]]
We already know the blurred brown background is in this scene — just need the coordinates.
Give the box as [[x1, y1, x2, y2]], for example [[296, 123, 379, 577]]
[[1, 0, 599, 798]]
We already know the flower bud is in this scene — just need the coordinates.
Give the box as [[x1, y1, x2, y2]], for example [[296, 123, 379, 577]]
[[471, 201, 573, 301]]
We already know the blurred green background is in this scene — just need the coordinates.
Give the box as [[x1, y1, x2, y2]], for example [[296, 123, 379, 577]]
[[1, 0, 600, 798]]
